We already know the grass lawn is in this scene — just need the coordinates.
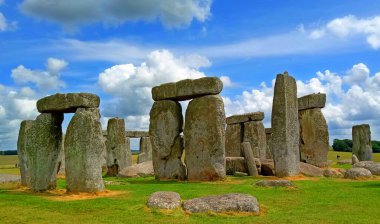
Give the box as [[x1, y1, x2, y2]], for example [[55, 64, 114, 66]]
[[1, 153, 380, 223]]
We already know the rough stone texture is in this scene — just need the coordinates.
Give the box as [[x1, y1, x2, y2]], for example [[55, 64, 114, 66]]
[[353, 161, 380, 175], [185, 95, 226, 181], [0, 174, 21, 184], [260, 160, 275, 176], [299, 162, 323, 177], [183, 193, 260, 214], [323, 169, 344, 178], [105, 118, 132, 176], [152, 77, 223, 101], [298, 93, 326, 111], [137, 137, 153, 164], [17, 120, 34, 186], [233, 172, 248, 177], [241, 142, 258, 177], [225, 157, 247, 175], [147, 191, 182, 209], [37, 93, 100, 113], [125, 131, 149, 138], [352, 154, 360, 165], [119, 161, 154, 178], [225, 123, 243, 157], [25, 113, 63, 191], [344, 168, 372, 179], [352, 124, 372, 161], [243, 121, 267, 160], [271, 73, 300, 177], [255, 180, 292, 187], [265, 128, 273, 160], [65, 108, 105, 192], [337, 159, 352, 165], [149, 100, 186, 180], [226, 112, 264, 125], [57, 135, 65, 175], [299, 108, 329, 167]]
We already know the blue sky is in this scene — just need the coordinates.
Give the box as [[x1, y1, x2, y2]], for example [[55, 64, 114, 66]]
[[1, 0, 380, 150]]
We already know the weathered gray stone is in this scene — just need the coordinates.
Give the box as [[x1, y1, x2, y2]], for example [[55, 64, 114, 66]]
[[225, 157, 247, 175], [125, 131, 149, 138], [298, 93, 326, 111], [57, 135, 65, 175], [147, 191, 182, 209], [183, 193, 259, 214], [226, 112, 264, 124], [323, 169, 344, 178], [352, 124, 372, 161], [0, 174, 21, 184], [299, 108, 329, 167], [225, 123, 243, 157], [37, 93, 100, 113], [241, 142, 258, 177], [353, 161, 380, 175], [118, 161, 154, 178], [344, 168, 372, 179], [149, 100, 186, 180], [255, 180, 292, 187], [243, 121, 267, 160], [271, 73, 300, 177], [337, 159, 352, 165], [260, 160, 275, 176], [265, 128, 273, 159], [152, 77, 223, 101], [105, 118, 132, 176], [299, 162, 323, 177], [185, 95, 226, 181], [17, 120, 34, 186], [352, 154, 360, 165], [137, 137, 152, 164], [65, 108, 105, 193], [233, 172, 248, 177], [25, 113, 63, 191]]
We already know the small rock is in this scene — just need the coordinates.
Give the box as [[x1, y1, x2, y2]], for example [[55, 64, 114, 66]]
[[323, 169, 344, 178], [233, 172, 248, 177], [147, 191, 182, 209], [118, 161, 154, 178], [183, 193, 259, 214], [255, 180, 292, 187], [299, 162, 323, 177], [344, 168, 372, 179], [352, 154, 360, 165]]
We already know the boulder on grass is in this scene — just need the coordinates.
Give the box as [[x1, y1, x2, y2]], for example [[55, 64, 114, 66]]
[[323, 169, 344, 178], [118, 161, 154, 178], [353, 161, 380, 175], [147, 191, 182, 209], [255, 180, 292, 187], [344, 168, 372, 179], [299, 162, 323, 177]]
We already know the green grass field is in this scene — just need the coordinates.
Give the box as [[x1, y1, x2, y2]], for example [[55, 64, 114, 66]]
[[0, 152, 379, 224]]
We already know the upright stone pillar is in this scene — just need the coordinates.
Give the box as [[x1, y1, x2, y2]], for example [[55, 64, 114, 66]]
[[271, 72, 300, 177], [352, 124, 372, 161], [105, 118, 132, 176], [17, 120, 34, 186], [185, 95, 226, 181], [25, 113, 63, 191], [137, 137, 153, 164], [265, 128, 273, 159], [149, 100, 186, 180], [65, 108, 105, 192], [225, 124, 243, 157], [243, 121, 266, 160]]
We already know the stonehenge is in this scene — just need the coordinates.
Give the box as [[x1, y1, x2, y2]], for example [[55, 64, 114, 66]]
[[298, 93, 329, 167], [149, 77, 226, 181], [17, 120, 34, 186], [352, 124, 372, 161]]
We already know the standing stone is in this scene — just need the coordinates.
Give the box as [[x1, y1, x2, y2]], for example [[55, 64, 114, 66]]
[[25, 113, 63, 191], [185, 95, 226, 181], [57, 135, 65, 175], [271, 72, 300, 177], [105, 118, 132, 176], [352, 124, 372, 161], [243, 121, 266, 160], [149, 100, 186, 180], [65, 108, 105, 192], [241, 142, 258, 177], [17, 120, 34, 186], [299, 108, 329, 167], [137, 137, 153, 164], [265, 128, 273, 159], [225, 123, 243, 157]]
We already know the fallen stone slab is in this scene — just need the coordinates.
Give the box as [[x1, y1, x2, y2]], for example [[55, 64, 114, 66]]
[[323, 168, 344, 178], [255, 180, 292, 187], [298, 93, 326, 111], [0, 174, 21, 184], [37, 93, 100, 113], [119, 161, 154, 178], [183, 193, 259, 214], [344, 168, 372, 179], [147, 191, 182, 210], [353, 161, 380, 175], [300, 162, 323, 177], [125, 131, 149, 138], [233, 172, 248, 177], [337, 159, 352, 165], [226, 112, 264, 124], [152, 77, 223, 101]]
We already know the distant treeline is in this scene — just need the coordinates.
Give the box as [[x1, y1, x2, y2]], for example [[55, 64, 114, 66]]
[[332, 139, 380, 153], [0, 150, 17, 155]]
